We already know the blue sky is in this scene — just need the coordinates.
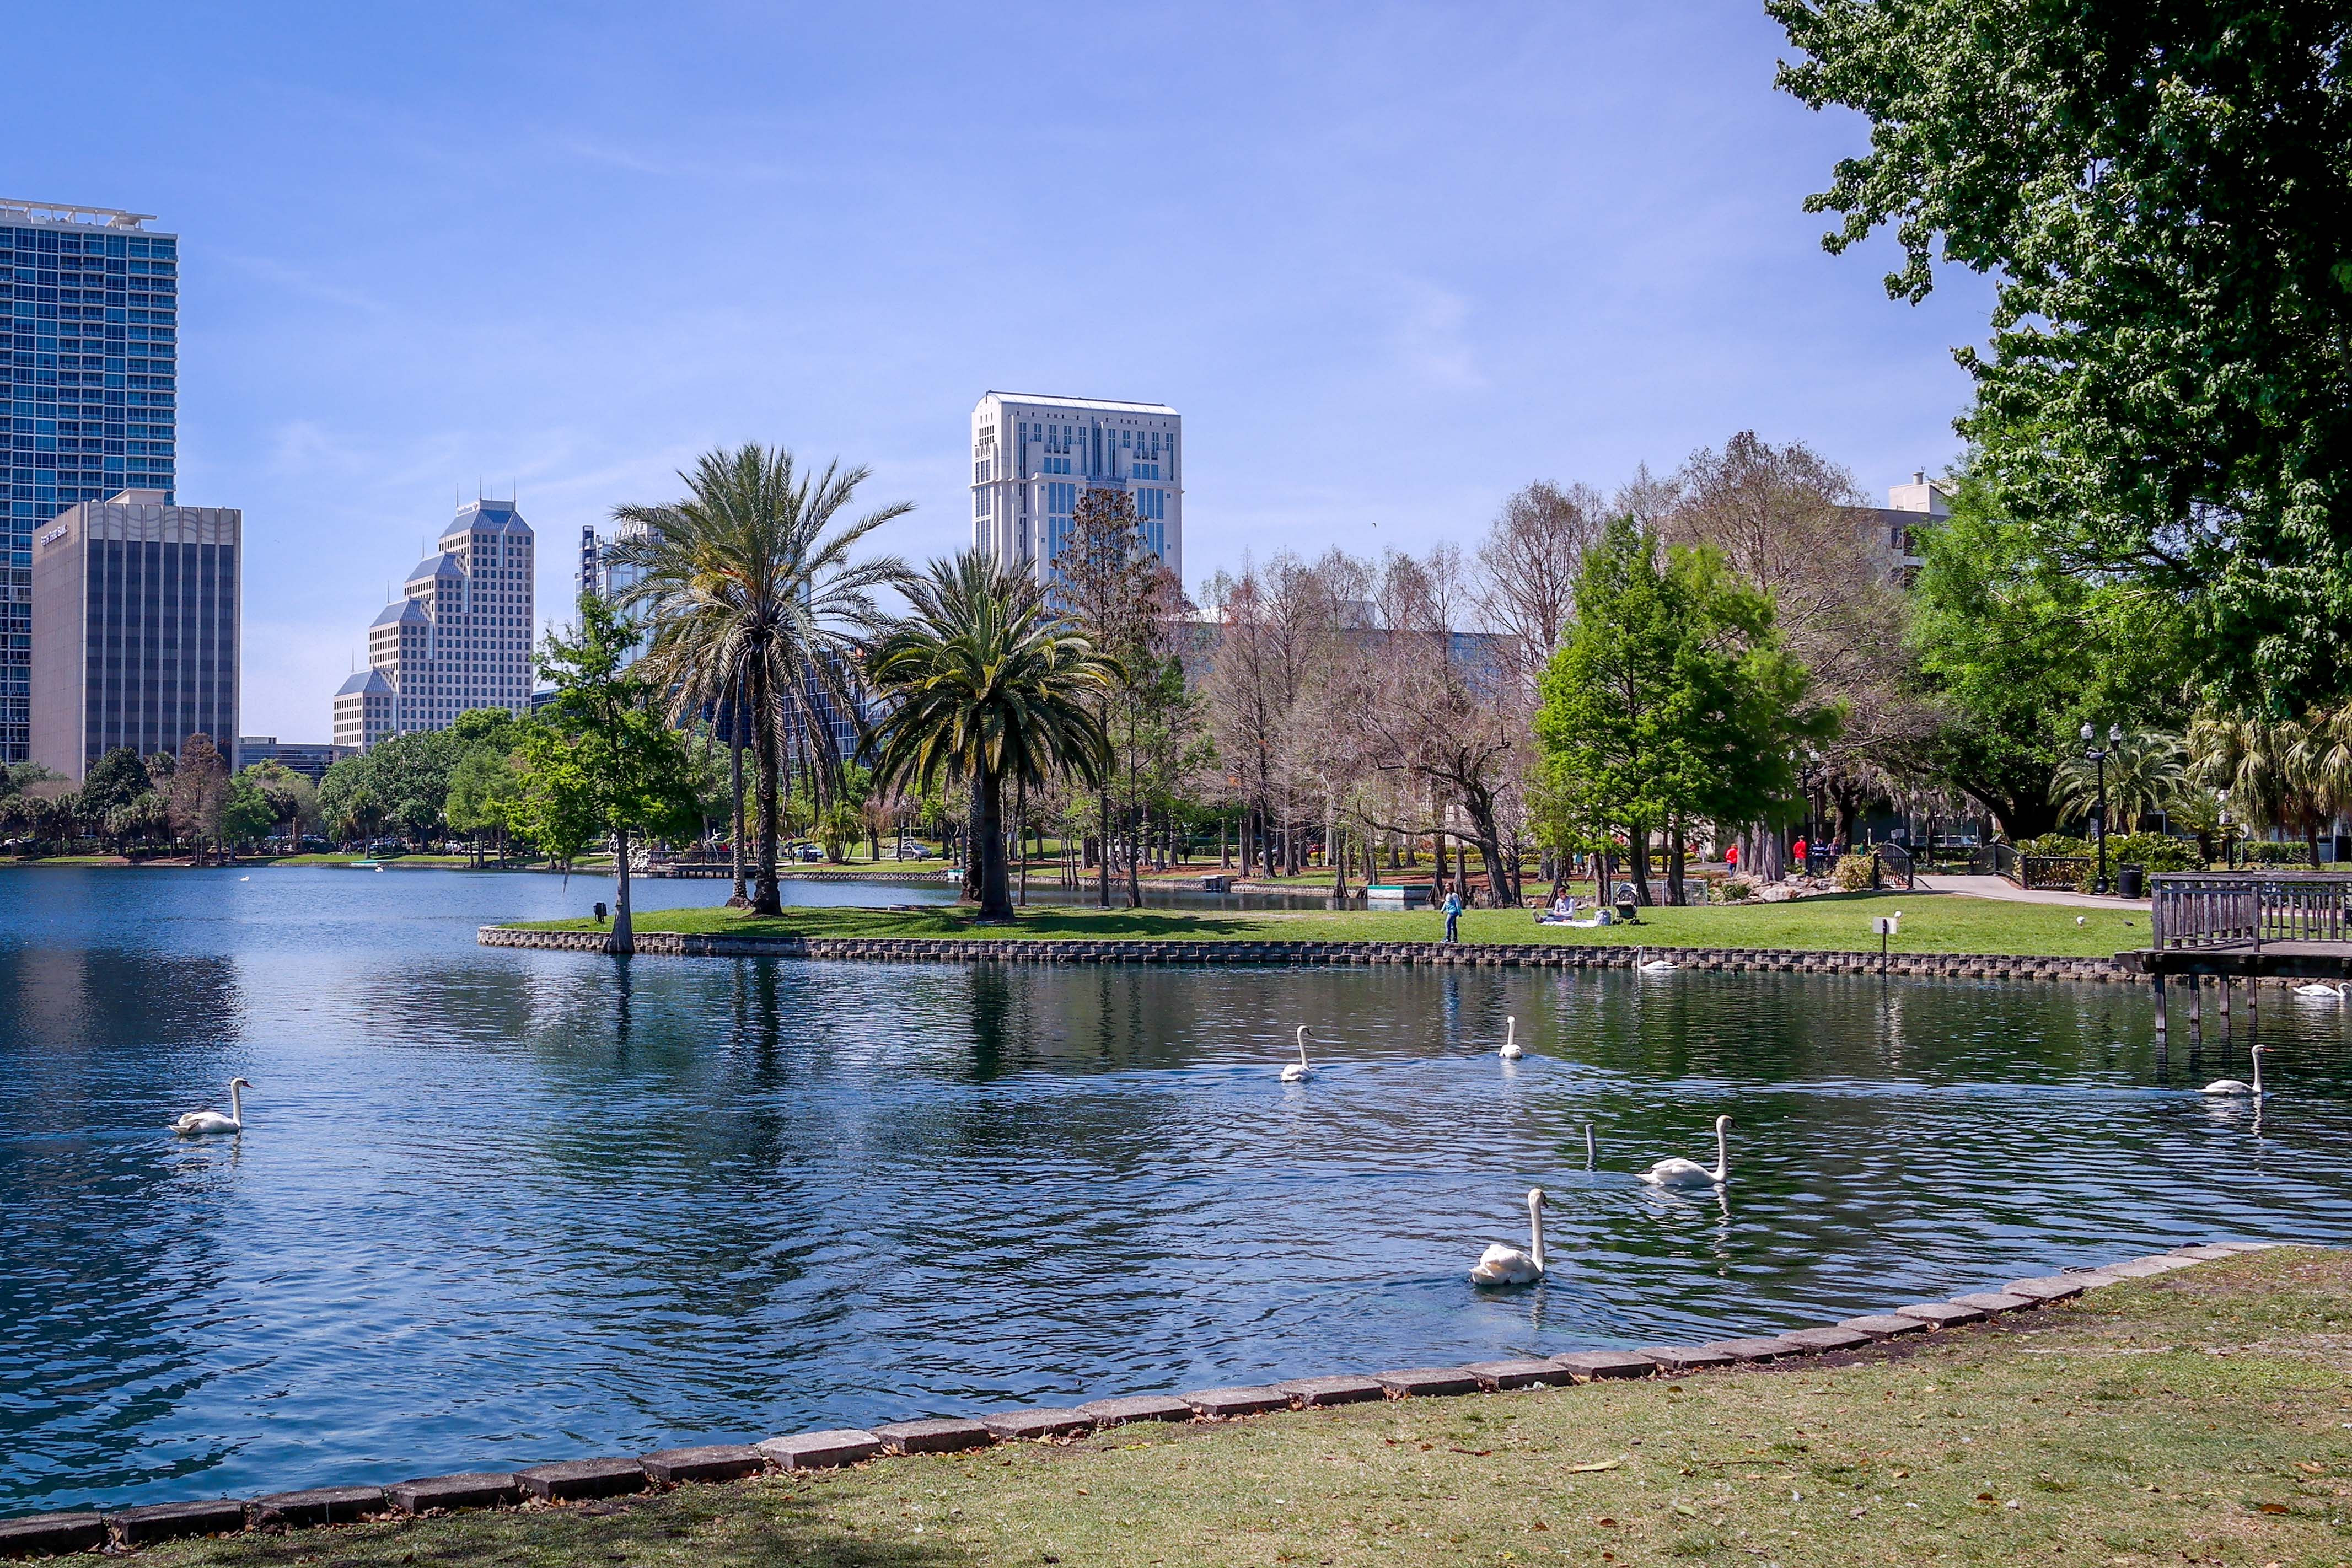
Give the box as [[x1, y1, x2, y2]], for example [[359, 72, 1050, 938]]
[[23, 2, 1993, 739]]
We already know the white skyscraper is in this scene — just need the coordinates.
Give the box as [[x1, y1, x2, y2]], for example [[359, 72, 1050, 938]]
[[969, 393, 1181, 587], [334, 499, 535, 749]]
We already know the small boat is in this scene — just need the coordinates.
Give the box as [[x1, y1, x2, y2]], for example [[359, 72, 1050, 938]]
[[350, 859, 381, 869]]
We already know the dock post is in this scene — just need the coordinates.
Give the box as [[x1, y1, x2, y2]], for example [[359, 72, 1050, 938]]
[[2246, 976, 2257, 1049], [2152, 971, 2167, 1038], [2188, 972, 2202, 1042]]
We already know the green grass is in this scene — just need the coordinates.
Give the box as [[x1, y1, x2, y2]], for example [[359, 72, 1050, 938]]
[[513, 889, 2147, 958], [144, 1248, 2352, 1567]]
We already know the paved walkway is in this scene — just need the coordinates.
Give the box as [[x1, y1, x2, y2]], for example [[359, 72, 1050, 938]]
[[1917, 873, 2152, 911]]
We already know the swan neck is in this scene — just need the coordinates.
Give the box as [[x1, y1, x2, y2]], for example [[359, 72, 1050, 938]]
[[1711, 1121, 1727, 1181], [229, 1082, 242, 1124], [1529, 1195, 1545, 1269]]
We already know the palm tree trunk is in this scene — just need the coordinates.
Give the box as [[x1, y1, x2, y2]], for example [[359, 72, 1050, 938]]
[[750, 655, 782, 915], [728, 664, 748, 907], [975, 768, 1013, 921]]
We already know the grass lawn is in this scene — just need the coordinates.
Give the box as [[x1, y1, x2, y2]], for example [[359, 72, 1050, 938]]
[[147, 1248, 2352, 1567], [513, 889, 2149, 959]]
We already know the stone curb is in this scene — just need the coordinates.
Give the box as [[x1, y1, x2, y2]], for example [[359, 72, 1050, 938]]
[[7, 1244, 2280, 1557], [476, 926, 2135, 984]]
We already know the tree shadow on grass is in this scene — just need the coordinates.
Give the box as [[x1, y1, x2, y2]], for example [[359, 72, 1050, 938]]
[[176, 1483, 975, 1567]]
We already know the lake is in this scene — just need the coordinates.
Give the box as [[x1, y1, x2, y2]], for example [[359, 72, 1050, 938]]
[[2, 864, 2345, 1516]]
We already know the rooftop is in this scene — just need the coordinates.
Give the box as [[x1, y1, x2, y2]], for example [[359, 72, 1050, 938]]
[[979, 391, 1179, 415], [0, 199, 160, 230]]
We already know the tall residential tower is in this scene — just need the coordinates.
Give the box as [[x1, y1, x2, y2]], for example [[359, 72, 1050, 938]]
[[334, 500, 535, 749], [1, 201, 178, 761], [969, 393, 1180, 587]]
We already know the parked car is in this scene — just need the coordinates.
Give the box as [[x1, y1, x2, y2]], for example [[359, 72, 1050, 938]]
[[798, 844, 824, 863]]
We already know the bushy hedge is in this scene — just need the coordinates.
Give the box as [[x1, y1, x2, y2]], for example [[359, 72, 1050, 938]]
[[1834, 852, 1878, 890], [2236, 837, 2316, 866], [2102, 832, 2203, 873], [2018, 833, 2093, 858]]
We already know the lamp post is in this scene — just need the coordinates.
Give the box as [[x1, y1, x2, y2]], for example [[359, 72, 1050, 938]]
[[2081, 722, 2121, 895]]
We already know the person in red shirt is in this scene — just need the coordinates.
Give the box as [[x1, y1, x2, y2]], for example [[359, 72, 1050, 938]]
[[1725, 841, 1739, 872], [1792, 835, 1809, 871]]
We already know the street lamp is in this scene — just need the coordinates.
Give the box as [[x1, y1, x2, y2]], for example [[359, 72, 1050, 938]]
[[2081, 722, 2122, 894]]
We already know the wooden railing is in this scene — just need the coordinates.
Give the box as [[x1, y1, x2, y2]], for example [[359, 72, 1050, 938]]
[[2151, 873, 2352, 951]]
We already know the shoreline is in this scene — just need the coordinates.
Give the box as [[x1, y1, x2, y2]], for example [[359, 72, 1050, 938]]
[[481, 924, 2144, 982], [0, 1241, 2296, 1558]]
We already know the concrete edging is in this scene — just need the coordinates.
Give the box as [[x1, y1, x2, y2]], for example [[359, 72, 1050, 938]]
[[478, 925, 2135, 983], [0, 1242, 2283, 1558]]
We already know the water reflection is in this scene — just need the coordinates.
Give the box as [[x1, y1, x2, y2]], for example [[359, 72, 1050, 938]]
[[0, 867, 2345, 1516]]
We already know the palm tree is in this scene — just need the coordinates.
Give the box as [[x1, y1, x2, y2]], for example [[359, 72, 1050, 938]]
[[2053, 728, 2187, 834], [609, 444, 909, 916], [863, 552, 1119, 922], [2187, 708, 2312, 859]]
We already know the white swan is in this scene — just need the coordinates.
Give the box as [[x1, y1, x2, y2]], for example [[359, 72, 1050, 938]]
[[1469, 1188, 1545, 1286], [1582, 1123, 1596, 1169], [2292, 981, 2347, 1000], [1499, 1016, 1523, 1060], [1639, 1114, 1730, 1186], [1281, 1026, 1313, 1082], [2202, 1044, 2265, 1097], [1636, 947, 1678, 974], [171, 1077, 249, 1136]]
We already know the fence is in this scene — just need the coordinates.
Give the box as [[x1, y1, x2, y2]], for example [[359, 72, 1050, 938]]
[[2150, 873, 2352, 952]]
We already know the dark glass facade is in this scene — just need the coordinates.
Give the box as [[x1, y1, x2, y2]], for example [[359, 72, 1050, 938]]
[[0, 207, 176, 761]]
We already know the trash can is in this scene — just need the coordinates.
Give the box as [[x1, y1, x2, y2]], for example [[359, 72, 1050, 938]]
[[2118, 865, 2144, 900]]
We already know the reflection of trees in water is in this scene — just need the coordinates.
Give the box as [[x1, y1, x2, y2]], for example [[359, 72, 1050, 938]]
[[0, 944, 245, 1507]]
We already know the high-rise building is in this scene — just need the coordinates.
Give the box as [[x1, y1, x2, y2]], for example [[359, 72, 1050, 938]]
[[577, 517, 653, 665], [1, 201, 178, 762], [235, 737, 355, 782], [29, 488, 237, 780], [969, 393, 1181, 587], [334, 499, 535, 749]]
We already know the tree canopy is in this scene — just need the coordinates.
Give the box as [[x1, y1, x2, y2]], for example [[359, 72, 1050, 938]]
[[1773, 1, 2352, 706]]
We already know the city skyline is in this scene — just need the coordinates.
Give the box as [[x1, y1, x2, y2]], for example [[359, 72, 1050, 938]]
[[15, 3, 1999, 741]]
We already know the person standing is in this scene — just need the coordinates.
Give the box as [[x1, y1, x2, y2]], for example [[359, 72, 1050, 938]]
[[1441, 888, 1464, 943], [1725, 841, 1739, 874], [1792, 834, 1809, 873]]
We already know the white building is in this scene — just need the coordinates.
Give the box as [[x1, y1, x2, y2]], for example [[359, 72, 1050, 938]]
[[970, 392, 1181, 586], [334, 499, 535, 749]]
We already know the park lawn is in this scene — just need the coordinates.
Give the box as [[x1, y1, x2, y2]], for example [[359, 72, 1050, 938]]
[[148, 1248, 2352, 1568], [513, 889, 2147, 959]]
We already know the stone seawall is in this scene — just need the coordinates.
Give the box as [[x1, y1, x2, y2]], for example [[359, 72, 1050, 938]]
[[479, 926, 2133, 982]]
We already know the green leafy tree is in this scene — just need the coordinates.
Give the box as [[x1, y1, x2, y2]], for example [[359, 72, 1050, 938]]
[[1535, 518, 1827, 903], [863, 551, 1119, 922], [1907, 465, 2197, 838], [1773, 1, 2352, 706], [514, 595, 704, 953], [445, 748, 523, 864], [607, 443, 910, 915], [222, 776, 276, 849], [80, 748, 152, 827], [239, 760, 320, 849]]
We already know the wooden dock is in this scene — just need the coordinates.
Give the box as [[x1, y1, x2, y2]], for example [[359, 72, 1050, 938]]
[[2119, 872, 2352, 979]]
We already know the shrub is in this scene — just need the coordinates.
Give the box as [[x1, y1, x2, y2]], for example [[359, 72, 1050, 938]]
[[2018, 833, 2093, 857], [1711, 876, 1755, 904], [1833, 851, 1878, 890], [2102, 832, 2203, 873]]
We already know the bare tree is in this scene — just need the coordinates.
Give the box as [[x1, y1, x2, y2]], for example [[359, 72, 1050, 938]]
[[1667, 432, 1939, 846], [1474, 481, 1604, 695]]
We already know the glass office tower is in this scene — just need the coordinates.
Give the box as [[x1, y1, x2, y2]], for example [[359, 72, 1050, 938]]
[[0, 200, 177, 762]]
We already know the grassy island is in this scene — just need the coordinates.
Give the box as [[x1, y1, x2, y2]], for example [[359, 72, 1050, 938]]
[[148, 1247, 2350, 1567], [509, 889, 2147, 960]]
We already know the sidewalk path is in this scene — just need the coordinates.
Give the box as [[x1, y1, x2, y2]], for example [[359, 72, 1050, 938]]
[[1916, 873, 2152, 911]]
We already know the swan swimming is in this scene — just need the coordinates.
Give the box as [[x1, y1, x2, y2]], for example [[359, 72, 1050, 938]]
[[2292, 981, 2348, 1000], [1499, 1016, 1523, 1060], [1281, 1025, 1314, 1082], [1469, 1188, 1546, 1286], [171, 1077, 249, 1136], [1639, 1114, 1730, 1186], [2202, 1044, 2265, 1097], [1636, 947, 1678, 974]]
